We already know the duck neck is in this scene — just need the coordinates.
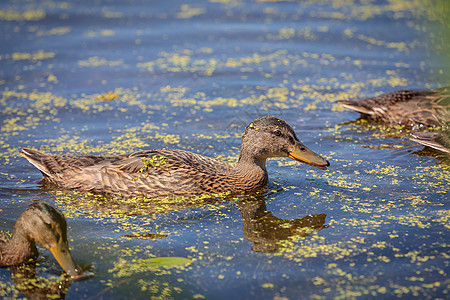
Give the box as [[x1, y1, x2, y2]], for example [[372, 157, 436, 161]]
[[236, 154, 267, 172], [237, 139, 268, 172], [233, 152, 268, 188], [2, 225, 37, 265]]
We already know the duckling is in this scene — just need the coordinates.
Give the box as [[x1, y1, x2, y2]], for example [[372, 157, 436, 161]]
[[21, 116, 329, 198], [0, 202, 82, 278], [337, 87, 450, 127]]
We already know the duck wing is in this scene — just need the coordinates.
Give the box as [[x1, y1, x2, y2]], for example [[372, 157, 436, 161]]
[[115, 149, 232, 174], [22, 148, 238, 197], [99, 149, 237, 197], [21, 148, 124, 178]]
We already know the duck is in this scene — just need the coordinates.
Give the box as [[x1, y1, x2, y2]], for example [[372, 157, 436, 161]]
[[0, 202, 82, 278], [21, 116, 330, 198], [337, 87, 450, 127], [410, 130, 450, 154]]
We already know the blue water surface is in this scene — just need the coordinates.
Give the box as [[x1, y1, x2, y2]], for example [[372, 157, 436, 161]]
[[0, 0, 449, 299]]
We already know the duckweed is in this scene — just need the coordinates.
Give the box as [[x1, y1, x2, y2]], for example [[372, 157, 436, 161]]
[[1, 0, 449, 299]]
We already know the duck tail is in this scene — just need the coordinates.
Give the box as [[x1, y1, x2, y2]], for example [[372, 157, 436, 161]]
[[21, 148, 54, 178], [336, 99, 374, 115]]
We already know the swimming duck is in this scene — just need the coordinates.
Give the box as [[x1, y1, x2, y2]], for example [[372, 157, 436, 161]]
[[0, 202, 82, 278], [337, 87, 450, 127], [21, 116, 329, 198], [410, 130, 450, 154]]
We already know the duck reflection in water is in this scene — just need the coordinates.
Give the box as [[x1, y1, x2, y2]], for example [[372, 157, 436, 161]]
[[7, 264, 73, 300], [237, 198, 328, 253], [48, 192, 328, 253]]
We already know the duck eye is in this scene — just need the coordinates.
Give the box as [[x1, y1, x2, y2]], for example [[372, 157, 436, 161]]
[[274, 130, 282, 136]]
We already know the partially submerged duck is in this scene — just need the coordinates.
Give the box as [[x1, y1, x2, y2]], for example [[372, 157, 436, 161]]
[[337, 87, 450, 127], [21, 116, 329, 198], [0, 202, 82, 278], [337, 87, 450, 153]]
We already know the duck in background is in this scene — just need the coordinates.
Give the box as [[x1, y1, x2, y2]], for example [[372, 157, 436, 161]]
[[338, 87, 450, 153], [337, 87, 449, 127]]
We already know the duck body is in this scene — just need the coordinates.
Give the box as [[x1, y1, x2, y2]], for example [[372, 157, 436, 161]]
[[21, 116, 329, 198], [337, 87, 450, 126], [21, 149, 267, 197], [0, 202, 82, 278]]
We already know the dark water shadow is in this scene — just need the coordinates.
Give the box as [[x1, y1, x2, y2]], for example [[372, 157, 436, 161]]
[[338, 118, 450, 163], [45, 186, 329, 253], [6, 264, 73, 300], [237, 197, 328, 253], [1, 254, 94, 299], [411, 147, 450, 164], [339, 118, 414, 139]]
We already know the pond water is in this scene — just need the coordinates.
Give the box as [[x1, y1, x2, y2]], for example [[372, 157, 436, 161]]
[[1, 0, 449, 299]]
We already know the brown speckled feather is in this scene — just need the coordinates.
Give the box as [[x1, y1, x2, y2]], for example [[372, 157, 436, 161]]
[[21, 116, 330, 198], [338, 87, 450, 126], [1, 217, 38, 267]]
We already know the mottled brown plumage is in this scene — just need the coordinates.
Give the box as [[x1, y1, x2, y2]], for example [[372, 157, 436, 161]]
[[337, 87, 450, 126], [21, 116, 329, 198], [0, 202, 82, 278]]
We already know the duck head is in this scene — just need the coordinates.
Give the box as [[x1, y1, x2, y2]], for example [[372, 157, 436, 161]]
[[239, 116, 330, 169], [18, 202, 83, 278]]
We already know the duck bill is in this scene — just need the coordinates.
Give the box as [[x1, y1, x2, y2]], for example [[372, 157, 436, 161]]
[[288, 143, 330, 170], [49, 241, 82, 279]]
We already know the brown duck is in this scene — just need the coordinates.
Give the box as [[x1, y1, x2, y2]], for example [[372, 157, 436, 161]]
[[0, 202, 82, 278], [337, 87, 450, 126], [21, 116, 329, 198]]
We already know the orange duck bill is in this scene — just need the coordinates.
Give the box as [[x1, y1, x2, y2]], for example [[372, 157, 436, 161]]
[[287, 143, 330, 170], [49, 239, 83, 279]]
